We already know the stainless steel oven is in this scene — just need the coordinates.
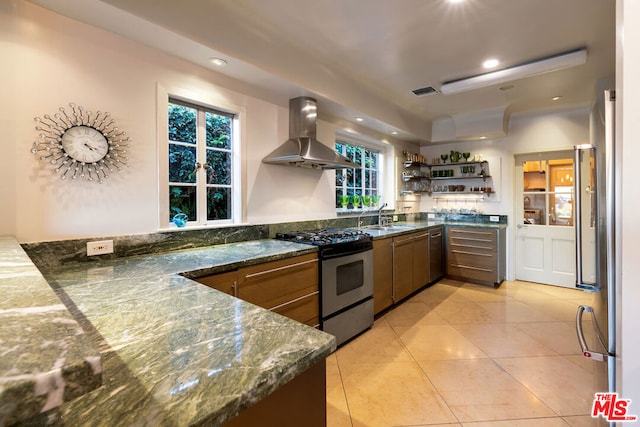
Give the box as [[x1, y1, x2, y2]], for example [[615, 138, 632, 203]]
[[275, 229, 374, 346], [320, 242, 373, 346]]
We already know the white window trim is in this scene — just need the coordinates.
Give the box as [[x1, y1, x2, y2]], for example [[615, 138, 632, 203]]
[[334, 130, 394, 213], [157, 83, 245, 230]]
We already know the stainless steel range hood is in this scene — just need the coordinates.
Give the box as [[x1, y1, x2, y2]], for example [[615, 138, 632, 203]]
[[262, 97, 358, 170]]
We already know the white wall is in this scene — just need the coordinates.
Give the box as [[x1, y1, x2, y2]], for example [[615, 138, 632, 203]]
[[617, 0, 640, 411], [419, 108, 589, 279], [0, 2, 413, 243]]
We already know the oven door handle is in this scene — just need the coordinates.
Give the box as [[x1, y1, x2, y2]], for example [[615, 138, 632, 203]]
[[321, 246, 372, 260]]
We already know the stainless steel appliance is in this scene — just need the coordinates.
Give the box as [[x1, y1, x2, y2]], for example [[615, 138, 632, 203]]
[[275, 229, 374, 346], [429, 226, 443, 283], [574, 87, 618, 426], [262, 97, 357, 170]]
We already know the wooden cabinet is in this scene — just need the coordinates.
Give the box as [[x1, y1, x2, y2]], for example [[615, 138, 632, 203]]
[[392, 230, 431, 302], [195, 253, 320, 327], [373, 238, 393, 315], [196, 270, 238, 296], [446, 227, 506, 287], [224, 359, 326, 427]]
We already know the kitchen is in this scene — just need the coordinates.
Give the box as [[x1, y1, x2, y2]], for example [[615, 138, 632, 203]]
[[1, 0, 639, 426]]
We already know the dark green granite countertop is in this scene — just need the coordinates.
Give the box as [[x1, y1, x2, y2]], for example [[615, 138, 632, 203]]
[[0, 237, 102, 426], [2, 220, 506, 425], [360, 220, 504, 239], [3, 238, 335, 426]]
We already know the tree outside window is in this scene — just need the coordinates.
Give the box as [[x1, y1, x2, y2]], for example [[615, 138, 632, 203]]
[[168, 100, 234, 225], [335, 141, 380, 210]]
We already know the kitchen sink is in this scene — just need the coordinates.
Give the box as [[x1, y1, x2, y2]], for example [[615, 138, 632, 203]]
[[365, 224, 415, 231]]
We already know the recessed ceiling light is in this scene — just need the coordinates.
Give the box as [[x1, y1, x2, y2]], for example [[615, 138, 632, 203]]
[[479, 136, 487, 139], [447, 0, 465, 3], [355, 117, 364, 122], [483, 58, 500, 69], [552, 96, 563, 101], [209, 57, 228, 67], [391, 131, 398, 135]]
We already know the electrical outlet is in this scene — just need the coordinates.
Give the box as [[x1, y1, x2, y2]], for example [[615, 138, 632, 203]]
[[392, 215, 398, 222], [87, 240, 114, 256], [427, 213, 435, 219], [489, 216, 500, 222]]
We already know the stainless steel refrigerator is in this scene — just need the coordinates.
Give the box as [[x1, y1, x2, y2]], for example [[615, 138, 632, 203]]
[[574, 86, 619, 426]]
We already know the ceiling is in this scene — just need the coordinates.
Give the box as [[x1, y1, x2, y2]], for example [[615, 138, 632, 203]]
[[29, 0, 615, 144]]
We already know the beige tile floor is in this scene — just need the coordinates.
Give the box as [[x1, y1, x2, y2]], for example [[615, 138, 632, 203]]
[[326, 279, 600, 427]]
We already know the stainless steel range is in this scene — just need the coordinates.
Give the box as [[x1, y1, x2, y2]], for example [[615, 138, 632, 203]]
[[275, 229, 373, 346]]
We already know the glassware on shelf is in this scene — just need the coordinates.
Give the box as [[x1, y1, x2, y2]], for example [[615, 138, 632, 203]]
[[440, 153, 448, 164], [463, 152, 471, 162], [339, 195, 350, 209], [363, 195, 371, 207]]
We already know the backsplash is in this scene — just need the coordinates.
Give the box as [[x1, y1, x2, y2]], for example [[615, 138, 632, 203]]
[[21, 212, 506, 269], [422, 212, 508, 224], [23, 225, 268, 269], [22, 214, 403, 269]]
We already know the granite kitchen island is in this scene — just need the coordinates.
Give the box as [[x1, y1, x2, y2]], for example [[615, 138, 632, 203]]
[[1, 237, 335, 426]]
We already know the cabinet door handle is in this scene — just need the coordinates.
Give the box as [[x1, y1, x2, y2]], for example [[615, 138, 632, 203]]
[[394, 238, 413, 246], [431, 233, 442, 238], [243, 258, 318, 279], [231, 281, 238, 297]]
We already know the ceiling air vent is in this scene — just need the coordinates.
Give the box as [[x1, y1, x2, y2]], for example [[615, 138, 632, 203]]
[[411, 86, 439, 96]]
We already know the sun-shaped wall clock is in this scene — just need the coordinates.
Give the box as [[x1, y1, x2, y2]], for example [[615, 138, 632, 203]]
[[31, 103, 131, 183]]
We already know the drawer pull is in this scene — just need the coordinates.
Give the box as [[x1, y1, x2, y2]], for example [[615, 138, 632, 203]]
[[451, 250, 493, 257], [450, 229, 494, 236], [450, 243, 493, 250], [451, 237, 493, 243], [450, 263, 493, 272], [431, 233, 442, 238], [244, 258, 318, 279], [269, 290, 319, 312]]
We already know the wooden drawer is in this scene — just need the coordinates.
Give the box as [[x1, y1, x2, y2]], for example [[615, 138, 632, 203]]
[[446, 226, 504, 287], [447, 249, 497, 269], [448, 228, 497, 248], [238, 254, 318, 310], [447, 263, 498, 284], [271, 292, 319, 327]]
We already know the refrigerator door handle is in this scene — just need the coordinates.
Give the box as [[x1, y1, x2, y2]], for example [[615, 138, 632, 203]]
[[574, 145, 598, 291], [576, 305, 609, 362]]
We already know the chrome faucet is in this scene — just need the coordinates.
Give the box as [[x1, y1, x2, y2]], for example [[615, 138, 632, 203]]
[[357, 207, 368, 229], [377, 202, 388, 226]]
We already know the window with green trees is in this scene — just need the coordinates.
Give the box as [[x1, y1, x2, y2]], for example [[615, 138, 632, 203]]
[[335, 141, 380, 210], [168, 99, 234, 225]]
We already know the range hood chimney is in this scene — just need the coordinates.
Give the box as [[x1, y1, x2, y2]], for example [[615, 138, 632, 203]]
[[262, 97, 357, 169]]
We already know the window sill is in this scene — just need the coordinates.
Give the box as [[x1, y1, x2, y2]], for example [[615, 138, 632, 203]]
[[159, 222, 250, 232]]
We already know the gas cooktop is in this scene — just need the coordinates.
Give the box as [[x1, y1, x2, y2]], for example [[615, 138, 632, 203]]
[[275, 228, 372, 246]]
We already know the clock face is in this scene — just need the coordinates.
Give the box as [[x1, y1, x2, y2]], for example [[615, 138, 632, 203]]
[[60, 125, 109, 163]]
